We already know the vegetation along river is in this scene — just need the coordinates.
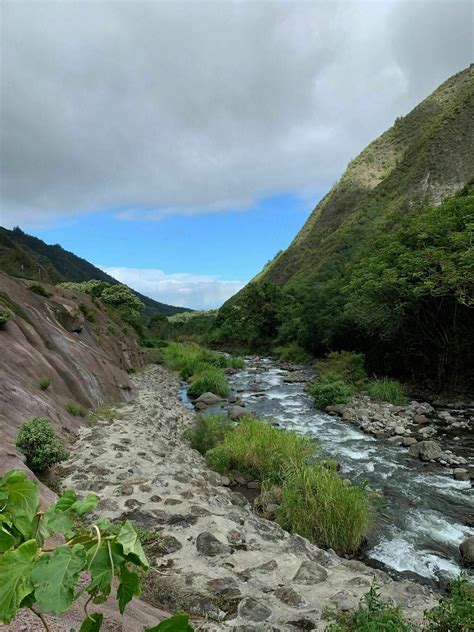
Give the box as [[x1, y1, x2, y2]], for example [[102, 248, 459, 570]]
[[182, 357, 474, 586]]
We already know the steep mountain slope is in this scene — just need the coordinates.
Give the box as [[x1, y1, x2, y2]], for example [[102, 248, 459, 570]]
[[217, 66, 473, 387], [261, 65, 473, 288], [0, 226, 191, 316]]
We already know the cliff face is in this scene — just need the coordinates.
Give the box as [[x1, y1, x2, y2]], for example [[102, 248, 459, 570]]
[[257, 65, 473, 288], [0, 271, 146, 483]]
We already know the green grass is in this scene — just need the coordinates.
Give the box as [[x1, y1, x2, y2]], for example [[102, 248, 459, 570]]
[[316, 351, 367, 386], [187, 366, 229, 399], [78, 302, 96, 323], [308, 373, 355, 408], [206, 418, 314, 485], [273, 343, 311, 363], [0, 308, 11, 329], [367, 377, 408, 406], [89, 404, 123, 424], [66, 401, 87, 417], [38, 378, 51, 391], [183, 414, 233, 454], [229, 356, 246, 369], [277, 462, 373, 555], [28, 283, 52, 298]]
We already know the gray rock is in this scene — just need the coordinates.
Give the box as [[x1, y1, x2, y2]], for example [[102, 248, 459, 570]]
[[408, 440, 443, 461], [293, 560, 328, 585], [403, 437, 417, 446], [460, 536, 474, 566], [229, 405, 248, 420], [196, 532, 231, 556], [275, 587, 306, 608], [453, 468, 469, 481], [394, 425, 405, 435], [159, 535, 182, 554], [207, 577, 241, 599], [388, 436, 404, 444], [247, 480, 260, 490], [238, 597, 272, 622], [195, 392, 224, 406], [413, 414, 429, 424]]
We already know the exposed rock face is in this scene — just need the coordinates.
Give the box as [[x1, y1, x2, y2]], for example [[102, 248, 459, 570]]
[[0, 272, 146, 487], [61, 365, 436, 630]]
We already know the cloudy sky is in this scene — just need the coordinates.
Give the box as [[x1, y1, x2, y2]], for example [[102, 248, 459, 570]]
[[1, 1, 472, 308]]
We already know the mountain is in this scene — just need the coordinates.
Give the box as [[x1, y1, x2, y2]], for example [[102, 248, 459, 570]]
[[216, 66, 474, 387], [0, 226, 190, 317]]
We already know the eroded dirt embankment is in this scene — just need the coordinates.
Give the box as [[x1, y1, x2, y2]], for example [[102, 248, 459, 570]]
[[0, 272, 146, 493], [61, 365, 437, 631]]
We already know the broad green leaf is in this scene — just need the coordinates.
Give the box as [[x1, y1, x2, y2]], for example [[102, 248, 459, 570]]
[[87, 542, 124, 598], [54, 489, 77, 512], [0, 527, 15, 553], [116, 520, 148, 568], [31, 513, 48, 548], [31, 544, 85, 614], [69, 493, 98, 516], [4, 471, 39, 521], [43, 509, 74, 535], [0, 539, 37, 623], [145, 614, 194, 631], [8, 509, 33, 540], [117, 566, 140, 614], [78, 612, 103, 631]]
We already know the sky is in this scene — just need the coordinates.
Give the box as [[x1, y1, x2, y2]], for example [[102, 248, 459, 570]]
[[0, 1, 472, 309]]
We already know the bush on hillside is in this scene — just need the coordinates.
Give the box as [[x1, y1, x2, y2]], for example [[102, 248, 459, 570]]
[[316, 351, 367, 386], [79, 302, 96, 322], [187, 366, 229, 399], [66, 400, 87, 417], [367, 377, 407, 406], [0, 308, 11, 329], [28, 283, 51, 298], [183, 414, 233, 455], [308, 374, 355, 409], [273, 343, 311, 364], [38, 377, 51, 390], [16, 417, 69, 471], [277, 463, 372, 555]]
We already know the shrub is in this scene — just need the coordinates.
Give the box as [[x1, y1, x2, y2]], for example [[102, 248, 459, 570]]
[[273, 343, 311, 364], [424, 576, 474, 631], [206, 418, 314, 485], [16, 417, 69, 471], [316, 351, 367, 386], [183, 414, 233, 454], [0, 308, 11, 329], [78, 302, 96, 322], [277, 463, 372, 555], [66, 400, 87, 417], [229, 356, 246, 369], [367, 377, 407, 405], [187, 366, 230, 399], [28, 283, 51, 297], [38, 377, 51, 390], [308, 373, 355, 408], [325, 583, 413, 631]]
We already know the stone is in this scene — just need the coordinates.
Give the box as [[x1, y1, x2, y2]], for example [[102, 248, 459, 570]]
[[118, 484, 134, 496], [414, 414, 429, 424], [394, 426, 405, 435], [453, 468, 469, 481], [293, 561, 328, 585], [194, 392, 224, 406], [408, 440, 443, 461], [228, 405, 248, 420], [460, 536, 474, 566], [275, 587, 306, 608], [159, 535, 182, 554], [238, 597, 272, 622], [221, 475, 231, 486], [403, 437, 417, 446], [196, 532, 230, 556], [207, 577, 241, 599], [388, 436, 404, 444], [247, 481, 260, 490]]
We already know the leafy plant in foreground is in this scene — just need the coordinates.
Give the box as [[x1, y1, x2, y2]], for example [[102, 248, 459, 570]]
[[0, 469, 193, 631], [16, 417, 69, 472]]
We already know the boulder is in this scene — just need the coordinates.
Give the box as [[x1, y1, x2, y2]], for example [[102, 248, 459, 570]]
[[228, 405, 248, 420], [453, 468, 469, 481], [403, 437, 417, 447], [460, 536, 474, 566], [413, 414, 429, 424], [194, 392, 224, 406], [388, 436, 404, 444], [408, 440, 442, 461]]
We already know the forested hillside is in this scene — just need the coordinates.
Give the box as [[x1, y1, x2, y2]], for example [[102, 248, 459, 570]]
[[214, 66, 474, 389], [0, 226, 190, 317]]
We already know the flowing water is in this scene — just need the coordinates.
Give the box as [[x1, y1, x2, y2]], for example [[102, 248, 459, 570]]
[[185, 357, 474, 586]]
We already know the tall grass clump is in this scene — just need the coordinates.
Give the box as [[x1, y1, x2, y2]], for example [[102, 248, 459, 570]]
[[308, 374, 355, 409], [66, 401, 87, 417], [277, 463, 372, 555], [206, 418, 314, 485], [229, 356, 246, 369], [187, 366, 230, 399], [273, 343, 311, 364], [367, 377, 407, 406], [183, 414, 233, 455]]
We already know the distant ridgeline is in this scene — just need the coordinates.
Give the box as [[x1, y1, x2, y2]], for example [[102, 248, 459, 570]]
[[0, 226, 190, 317], [213, 66, 474, 389]]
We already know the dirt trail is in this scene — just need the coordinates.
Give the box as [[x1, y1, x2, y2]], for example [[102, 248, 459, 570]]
[[62, 365, 436, 630]]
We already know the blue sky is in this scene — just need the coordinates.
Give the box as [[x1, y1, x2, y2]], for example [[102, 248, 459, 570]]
[[2, 2, 471, 308]]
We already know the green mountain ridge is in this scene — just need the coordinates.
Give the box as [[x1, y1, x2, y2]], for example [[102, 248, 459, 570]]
[[0, 226, 190, 317]]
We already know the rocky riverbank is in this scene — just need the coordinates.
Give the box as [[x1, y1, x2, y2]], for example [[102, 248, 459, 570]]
[[60, 365, 437, 630]]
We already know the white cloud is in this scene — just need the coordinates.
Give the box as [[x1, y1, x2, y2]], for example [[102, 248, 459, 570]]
[[99, 266, 244, 310], [0, 1, 471, 227]]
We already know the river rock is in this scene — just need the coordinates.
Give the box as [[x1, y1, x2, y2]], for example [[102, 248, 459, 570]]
[[275, 587, 306, 608], [194, 392, 224, 406], [408, 440, 443, 461], [413, 414, 429, 424], [229, 405, 248, 420], [238, 597, 272, 622], [453, 468, 469, 481], [196, 532, 231, 556], [293, 560, 328, 584], [459, 536, 474, 566], [388, 436, 404, 444], [403, 437, 417, 446]]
